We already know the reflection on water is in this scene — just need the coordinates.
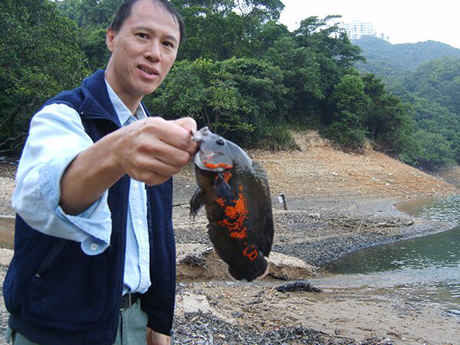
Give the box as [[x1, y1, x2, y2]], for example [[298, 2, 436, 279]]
[[323, 195, 460, 316], [395, 194, 460, 223], [324, 226, 460, 274]]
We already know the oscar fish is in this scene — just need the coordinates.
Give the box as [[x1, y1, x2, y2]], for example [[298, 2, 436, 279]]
[[190, 127, 274, 282]]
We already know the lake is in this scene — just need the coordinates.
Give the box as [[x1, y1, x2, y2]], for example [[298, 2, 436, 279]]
[[322, 195, 460, 317]]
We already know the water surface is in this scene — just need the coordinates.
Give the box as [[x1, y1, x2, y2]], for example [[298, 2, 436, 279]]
[[323, 195, 460, 316]]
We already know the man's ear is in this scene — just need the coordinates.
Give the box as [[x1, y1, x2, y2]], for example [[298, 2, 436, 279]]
[[106, 29, 115, 52]]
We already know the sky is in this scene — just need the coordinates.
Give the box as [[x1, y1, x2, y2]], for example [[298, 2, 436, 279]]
[[278, 0, 460, 49]]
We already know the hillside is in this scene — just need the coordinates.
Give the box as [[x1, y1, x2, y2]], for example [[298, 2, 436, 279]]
[[254, 131, 458, 200], [353, 36, 460, 73]]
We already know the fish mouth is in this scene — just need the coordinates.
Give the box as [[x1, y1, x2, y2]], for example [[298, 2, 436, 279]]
[[195, 151, 233, 171], [201, 151, 221, 161], [228, 258, 269, 282], [191, 127, 210, 144]]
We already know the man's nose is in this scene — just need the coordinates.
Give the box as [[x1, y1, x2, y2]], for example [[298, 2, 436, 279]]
[[145, 40, 161, 61]]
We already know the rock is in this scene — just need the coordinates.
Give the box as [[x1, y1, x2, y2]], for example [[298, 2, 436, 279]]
[[275, 281, 321, 293], [177, 244, 232, 281], [176, 244, 317, 281], [267, 252, 317, 280], [176, 292, 214, 315]]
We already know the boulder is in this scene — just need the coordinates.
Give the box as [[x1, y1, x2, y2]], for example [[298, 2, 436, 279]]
[[176, 244, 317, 281]]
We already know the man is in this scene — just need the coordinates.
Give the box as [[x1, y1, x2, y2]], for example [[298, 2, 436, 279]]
[[3, 0, 196, 344]]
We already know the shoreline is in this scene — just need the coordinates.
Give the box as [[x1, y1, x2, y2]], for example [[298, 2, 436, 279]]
[[275, 195, 458, 267], [173, 192, 458, 269]]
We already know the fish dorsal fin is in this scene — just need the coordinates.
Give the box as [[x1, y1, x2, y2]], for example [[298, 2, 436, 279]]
[[252, 161, 270, 194]]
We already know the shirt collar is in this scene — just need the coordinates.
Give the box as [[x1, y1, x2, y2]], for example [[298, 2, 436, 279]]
[[104, 79, 147, 126]]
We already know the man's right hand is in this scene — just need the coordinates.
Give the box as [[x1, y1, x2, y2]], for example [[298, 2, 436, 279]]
[[59, 117, 197, 215], [115, 117, 197, 186]]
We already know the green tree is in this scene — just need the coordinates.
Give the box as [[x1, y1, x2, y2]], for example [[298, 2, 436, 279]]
[[290, 16, 365, 126], [146, 58, 293, 148], [295, 16, 364, 70], [403, 57, 460, 114], [390, 57, 460, 167], [256, 20, 290, 55], [0, 0, 89, 155], [76, 26, 110, 70], [264, 36, 323, 123], [325, 74, 371, 149], [362, 74, 413, 154], [174, 6, 249, 60], [409, 96, 460, 164], [56, 0, 123, 27], [411, 129, 456, 169], [171, 0, 285, 61], [57, 0, 122, 70], [234, 0, 284, 22]]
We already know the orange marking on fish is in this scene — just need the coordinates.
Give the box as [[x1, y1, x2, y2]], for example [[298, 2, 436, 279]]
[[224, 195, 246, 219], [216, 187, 249, 240], [243, 246, 258, 261], [215, 198, 226, 207], [222, 171, 232, 182], [204, 162, 233, 170]]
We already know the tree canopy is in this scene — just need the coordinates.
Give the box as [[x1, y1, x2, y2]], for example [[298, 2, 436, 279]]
[[354, 37, 460, 168], [0, 0, 89, 155]]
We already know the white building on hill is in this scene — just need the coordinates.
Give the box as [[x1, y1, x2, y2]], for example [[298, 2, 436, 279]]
[[343, 21, 375, 39]]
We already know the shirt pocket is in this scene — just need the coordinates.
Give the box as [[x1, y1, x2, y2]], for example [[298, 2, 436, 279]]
[[35, 239, 67, 277]]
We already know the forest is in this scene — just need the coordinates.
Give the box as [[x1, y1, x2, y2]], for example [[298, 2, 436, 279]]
[[354, 36, 460, 168], [1, 0, 459, 170]]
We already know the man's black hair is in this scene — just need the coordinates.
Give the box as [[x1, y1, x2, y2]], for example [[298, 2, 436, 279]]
[[109, 0, 185, 47]]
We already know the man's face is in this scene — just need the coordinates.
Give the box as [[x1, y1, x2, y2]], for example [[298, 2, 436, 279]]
[[105, 0, 180, 108]]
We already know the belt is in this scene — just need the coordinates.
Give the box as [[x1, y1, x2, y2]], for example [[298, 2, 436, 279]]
[[120, 293, 140, 310]]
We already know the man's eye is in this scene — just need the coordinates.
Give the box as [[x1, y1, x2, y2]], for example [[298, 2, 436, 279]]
[[163, 41, 174, 48], [136, 33, 148, 39]]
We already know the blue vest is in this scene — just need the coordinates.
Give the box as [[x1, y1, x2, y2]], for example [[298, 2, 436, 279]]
[[3, 70, 176, 345]]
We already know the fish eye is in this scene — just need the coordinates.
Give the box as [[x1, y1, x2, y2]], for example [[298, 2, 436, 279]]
[[216, 138, 225, 146]]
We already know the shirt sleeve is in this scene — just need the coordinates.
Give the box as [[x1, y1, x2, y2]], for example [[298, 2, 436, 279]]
[[12, 103, 112, 256]]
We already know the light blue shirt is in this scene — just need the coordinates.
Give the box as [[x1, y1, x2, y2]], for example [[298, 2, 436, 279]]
[[12, 80, 151, 295]]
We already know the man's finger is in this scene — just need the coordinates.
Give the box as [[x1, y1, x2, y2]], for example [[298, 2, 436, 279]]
[[171, 117, 197, 134]]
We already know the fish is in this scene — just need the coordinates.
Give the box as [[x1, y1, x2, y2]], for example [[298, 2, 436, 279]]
[[190, 127, 274, 282]]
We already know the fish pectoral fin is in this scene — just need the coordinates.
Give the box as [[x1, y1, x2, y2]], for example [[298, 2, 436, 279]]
[[190, 188, 205, 218], [214, 173, 234, 202]]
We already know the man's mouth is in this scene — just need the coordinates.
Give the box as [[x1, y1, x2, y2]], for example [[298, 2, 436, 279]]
[[139, 66, 158, 76]]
